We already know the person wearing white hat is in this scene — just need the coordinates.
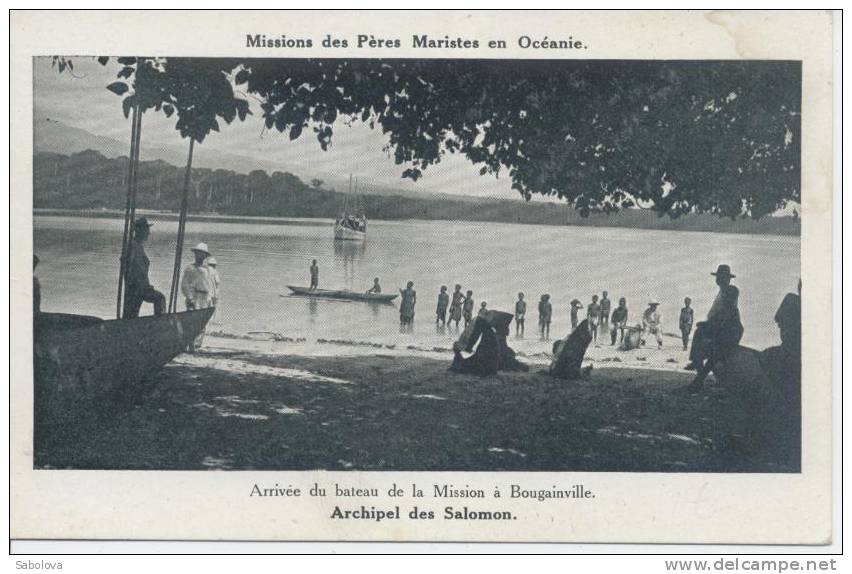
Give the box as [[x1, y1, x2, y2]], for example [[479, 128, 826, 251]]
[[181, 242, 213, 351], [642, 299, 663, 348]]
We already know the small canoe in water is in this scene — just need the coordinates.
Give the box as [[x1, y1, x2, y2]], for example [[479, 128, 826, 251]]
[[286, 285, 398, 303]]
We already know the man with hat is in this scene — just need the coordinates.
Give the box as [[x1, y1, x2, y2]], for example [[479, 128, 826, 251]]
[[122, 217, 166, 318], [181, 242, 213, 311], [642, 298, 663, 348], [686, 264, 744, 391]]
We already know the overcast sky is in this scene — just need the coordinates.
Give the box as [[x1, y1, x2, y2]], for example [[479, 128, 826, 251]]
[[33, 57, 520, 199]]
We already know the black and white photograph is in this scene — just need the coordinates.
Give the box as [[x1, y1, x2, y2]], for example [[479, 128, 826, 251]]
[[11, 9, 837, 548]]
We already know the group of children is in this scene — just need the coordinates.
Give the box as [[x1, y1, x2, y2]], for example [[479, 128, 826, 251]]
[[433, 286, 698, 353]]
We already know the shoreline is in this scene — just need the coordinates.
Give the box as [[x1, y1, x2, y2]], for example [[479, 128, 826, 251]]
[[33, 208, 801, 238]]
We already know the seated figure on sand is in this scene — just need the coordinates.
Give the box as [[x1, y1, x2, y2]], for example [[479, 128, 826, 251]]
[[549, 319, 594, 380], [686, 264, 744, 391], [450, 310, 529, 375]]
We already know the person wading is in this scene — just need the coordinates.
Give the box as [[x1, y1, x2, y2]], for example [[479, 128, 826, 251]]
[[122, 217, 166, 318]]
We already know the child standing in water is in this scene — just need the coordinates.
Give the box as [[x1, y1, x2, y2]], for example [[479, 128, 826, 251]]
[[570, 299, 582, 331], [679, 297, 694, 351], [462, 290, 475, 327], [436, 285, 449, 326], [538, 294, 552, 341], [515, 292, 527, 337], [587, 294, 601, 342], [448, 284, 464, 330]]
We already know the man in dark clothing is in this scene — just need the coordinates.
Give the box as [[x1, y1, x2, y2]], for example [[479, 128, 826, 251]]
[[550, 319, 594, 380], [450, 311, 528, 375], [686, 265, 744, 391], [122, 217, 166, 318]]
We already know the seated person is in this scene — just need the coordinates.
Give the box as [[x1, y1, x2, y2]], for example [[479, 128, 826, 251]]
[[549, 319, 594, 380], [451, 310, 528, 375]]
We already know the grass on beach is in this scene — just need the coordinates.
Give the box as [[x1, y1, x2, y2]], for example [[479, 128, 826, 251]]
[[35, 350, 798, 472]]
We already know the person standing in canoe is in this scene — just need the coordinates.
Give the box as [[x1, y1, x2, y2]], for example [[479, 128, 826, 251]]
[[309, 259, 319, 290], [399, 281, 417, 332], [462, 290, 475, 327], [514, 292, 527, 338], [436, 285, 449, 326], [122, 217, 166, 318], [448, 284, 464, 330]]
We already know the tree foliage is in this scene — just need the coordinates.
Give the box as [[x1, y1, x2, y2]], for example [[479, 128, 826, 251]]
[[59, 57, 801, 219]]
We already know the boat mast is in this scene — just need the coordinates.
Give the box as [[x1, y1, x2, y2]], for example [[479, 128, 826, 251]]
[[116, 100, 143, 319], [167, 137, 196, 313]]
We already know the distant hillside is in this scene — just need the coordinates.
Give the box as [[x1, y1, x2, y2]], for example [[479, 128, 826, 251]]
[[33, 118, 486, 203], [33, 150, 800, 235]]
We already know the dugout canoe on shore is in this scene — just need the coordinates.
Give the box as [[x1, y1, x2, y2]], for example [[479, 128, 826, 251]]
[[34, 308, 215, 422], [286, 285, 398, 303]]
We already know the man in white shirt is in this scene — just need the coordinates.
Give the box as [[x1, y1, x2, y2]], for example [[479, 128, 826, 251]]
[[181, 243, 212, 311], [181, 242, 212, 352]]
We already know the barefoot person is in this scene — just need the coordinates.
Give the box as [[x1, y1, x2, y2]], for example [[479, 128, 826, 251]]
[[538, 294, 552, 341], [679, 297, 694, 351], [587, 294, 601, 342], [570, 299, 582, 331], [600, 290, 611, 332], [448, 284, 464, 330], [514, 292, 527, 337], [686, 265, 744, 391], [435, 285, 449, 326], [399, 281, 417, 332], [610, 297, 628, 345], [642, 299, 663, 349], [462, 290, 475, 327], [309, 259, 319, 290]]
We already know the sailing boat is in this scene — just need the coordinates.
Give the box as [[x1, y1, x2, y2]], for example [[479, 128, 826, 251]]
[[34, 104, 213, 422], [334, 174, 367, 241]]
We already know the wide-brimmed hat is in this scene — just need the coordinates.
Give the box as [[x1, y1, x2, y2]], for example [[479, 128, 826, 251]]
[[711, 264, 736, 278], [648, 298, 660, 305], [190, 242, 210, 255], [133, 216, 154, 229], [206, 256, 217, 267]]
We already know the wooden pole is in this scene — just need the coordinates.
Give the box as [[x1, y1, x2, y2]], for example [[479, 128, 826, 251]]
[[116, 103, 140, 319], [168, 138, 195, 313]]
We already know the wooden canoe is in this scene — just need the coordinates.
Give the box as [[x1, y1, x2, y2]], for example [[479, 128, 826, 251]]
[[286, 285, 397, 303], [34, 307, 215, 419]]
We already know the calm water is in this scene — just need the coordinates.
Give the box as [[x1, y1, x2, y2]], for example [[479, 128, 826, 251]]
[[34, 215, 800, 353]]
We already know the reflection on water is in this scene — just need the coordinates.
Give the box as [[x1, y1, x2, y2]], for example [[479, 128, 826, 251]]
[[34, 215, 800, 352], [333, 239, 366, 290]]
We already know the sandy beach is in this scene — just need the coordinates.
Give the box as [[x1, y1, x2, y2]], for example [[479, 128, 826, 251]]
[[35, 335, 798, 473]]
